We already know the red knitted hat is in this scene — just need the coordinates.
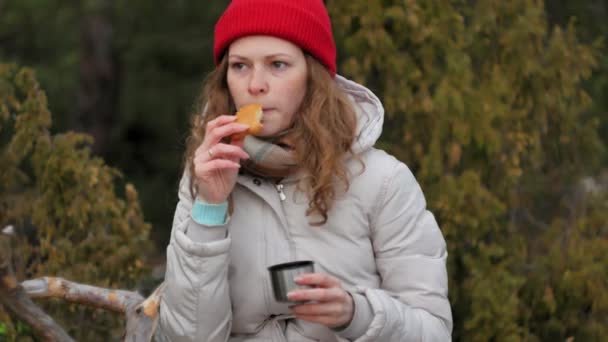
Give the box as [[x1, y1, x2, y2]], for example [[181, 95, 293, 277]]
[[214, 0, 336, 77]]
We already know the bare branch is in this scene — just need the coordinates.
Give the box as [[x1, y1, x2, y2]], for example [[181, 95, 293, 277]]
[[21, 278, 166, 341], [2, 226, 165, 341], [124, 282, 165, 342], [0, 228, 75, 342], [22, 277, 144, 314]]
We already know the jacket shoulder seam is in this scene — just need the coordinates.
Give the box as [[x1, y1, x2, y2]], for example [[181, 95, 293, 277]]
[[369, 157, 400, 232]]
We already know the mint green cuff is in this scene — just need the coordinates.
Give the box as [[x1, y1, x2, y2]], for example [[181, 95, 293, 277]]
[[191, 199, 228, 226]]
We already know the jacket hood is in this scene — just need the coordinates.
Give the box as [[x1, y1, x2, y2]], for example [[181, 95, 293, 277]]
[[335, 75, 385, 153]]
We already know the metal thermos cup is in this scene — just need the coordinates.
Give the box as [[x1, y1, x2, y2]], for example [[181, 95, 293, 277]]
[[268, 260, 315, 302]]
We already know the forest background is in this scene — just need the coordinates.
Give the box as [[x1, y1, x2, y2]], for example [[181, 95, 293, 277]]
[[1, 0, 607, 341]]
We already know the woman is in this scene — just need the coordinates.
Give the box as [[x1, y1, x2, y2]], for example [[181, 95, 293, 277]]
[[158, 0, 452, 341]]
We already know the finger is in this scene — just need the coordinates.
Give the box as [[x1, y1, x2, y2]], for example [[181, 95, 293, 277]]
[[289, 302, 343, 316], [205, 115, 238, 132], [193, 159, 241, 176], [292, 314, 341, 327], [195, 130, 248, 159], [205, 122, 249, 146], [294, 273, 341, 289], [287, 287, 345, 303], [204, 143, 249, 161]]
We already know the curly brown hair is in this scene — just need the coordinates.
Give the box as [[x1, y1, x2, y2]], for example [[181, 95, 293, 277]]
[[184, 54, 359, 225]]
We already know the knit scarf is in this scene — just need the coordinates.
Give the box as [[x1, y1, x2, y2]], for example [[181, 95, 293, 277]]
[[241, 133, 298, 179]]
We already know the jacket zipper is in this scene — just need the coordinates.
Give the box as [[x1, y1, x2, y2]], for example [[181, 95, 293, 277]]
[[271, 181, 294, 341], [275, 182, 295, 263], [276, 183, 286, 201]]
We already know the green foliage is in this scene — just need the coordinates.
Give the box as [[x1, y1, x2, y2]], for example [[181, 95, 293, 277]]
[[0, 64, 151, 340], [520, 189, 608, 340], [0, 0, 229, 246], [545, 0, 608, 168], [329, 0, 608, 340]]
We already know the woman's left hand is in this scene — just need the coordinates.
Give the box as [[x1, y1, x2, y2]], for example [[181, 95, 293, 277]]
[[287, 273, 354, 328]]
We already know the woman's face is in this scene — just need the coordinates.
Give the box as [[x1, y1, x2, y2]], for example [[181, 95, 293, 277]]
[[227, 35, 308, 137]]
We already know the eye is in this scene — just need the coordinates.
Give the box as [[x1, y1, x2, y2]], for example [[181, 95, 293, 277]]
[[230, 62, 247, 71], [271, 61, 288, 70]]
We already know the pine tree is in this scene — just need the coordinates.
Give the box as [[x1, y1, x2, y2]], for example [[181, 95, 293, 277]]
[[329, 0, 607, 340], [0, 64, 151, 340]]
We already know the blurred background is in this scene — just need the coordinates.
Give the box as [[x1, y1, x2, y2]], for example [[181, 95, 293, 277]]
[[1, 0, 607, 340]]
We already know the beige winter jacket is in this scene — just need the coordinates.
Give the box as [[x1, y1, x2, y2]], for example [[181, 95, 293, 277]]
[[157, 76, 452, 341]]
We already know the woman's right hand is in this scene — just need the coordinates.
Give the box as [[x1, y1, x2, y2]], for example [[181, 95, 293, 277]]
[[193, 115, 250, 203]]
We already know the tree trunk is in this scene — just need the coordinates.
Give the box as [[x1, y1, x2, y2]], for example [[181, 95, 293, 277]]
[[77, 0, 118, 156]]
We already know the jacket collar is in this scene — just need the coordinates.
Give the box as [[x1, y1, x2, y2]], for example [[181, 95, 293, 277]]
[[335, 75, 385, 154]]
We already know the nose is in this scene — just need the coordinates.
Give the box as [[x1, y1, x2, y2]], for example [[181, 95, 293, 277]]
[[248, 67, 268, 96]]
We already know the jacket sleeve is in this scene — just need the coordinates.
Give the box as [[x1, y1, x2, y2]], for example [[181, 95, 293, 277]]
[[157, 171, 233, 342], [354, 161, 452, 341]]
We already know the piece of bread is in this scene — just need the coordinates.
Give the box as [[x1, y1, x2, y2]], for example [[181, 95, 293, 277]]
[[233, 104, 263, 140]]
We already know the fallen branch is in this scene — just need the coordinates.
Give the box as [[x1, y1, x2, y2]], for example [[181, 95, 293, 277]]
[[1, 226, 165, 341], [124, 281, 165, 341], [22, 277, 144, 314], [0, 226, 75, 342]]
